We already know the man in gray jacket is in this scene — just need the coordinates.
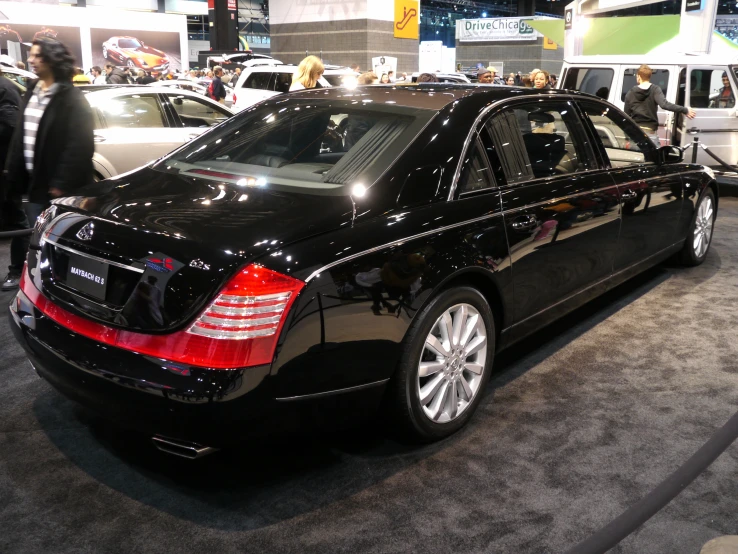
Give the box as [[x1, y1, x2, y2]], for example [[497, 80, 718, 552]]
[[624, 64, 695, 147]]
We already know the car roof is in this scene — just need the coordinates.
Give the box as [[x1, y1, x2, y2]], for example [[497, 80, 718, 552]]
[[284, 83, 601, 111], [81, 86, 234, 112]]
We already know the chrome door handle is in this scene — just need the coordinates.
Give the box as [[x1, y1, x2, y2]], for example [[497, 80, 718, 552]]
[[186, 133, 200, 141], [511, 215, 538, 230], [687, 127, 700, 134], [621, 190, 638, 201], [93, 134, 106, 143]]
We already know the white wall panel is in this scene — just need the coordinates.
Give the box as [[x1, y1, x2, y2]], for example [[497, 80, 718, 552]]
[[270, 0, 395, 25]]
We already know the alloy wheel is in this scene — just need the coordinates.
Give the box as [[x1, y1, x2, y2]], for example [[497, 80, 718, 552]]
[[102, 47, 107, 59], [416, 303, 487, 423], [693, 196, 714, 258]]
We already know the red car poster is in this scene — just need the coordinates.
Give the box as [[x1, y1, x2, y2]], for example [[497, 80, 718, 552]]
[[90, 28, 182, 75], [0, 24, 83, 67]]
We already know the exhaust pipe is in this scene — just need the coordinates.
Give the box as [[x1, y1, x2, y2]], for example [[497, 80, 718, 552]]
[[151, 435, 219, 459]]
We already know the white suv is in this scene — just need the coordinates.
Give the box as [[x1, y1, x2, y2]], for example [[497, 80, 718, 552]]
[[232, 64, 331, 112]]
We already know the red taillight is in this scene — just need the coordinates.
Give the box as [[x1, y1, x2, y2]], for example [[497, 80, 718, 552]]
[[233, 93, 237, 104], [20, 264, 304, 369]]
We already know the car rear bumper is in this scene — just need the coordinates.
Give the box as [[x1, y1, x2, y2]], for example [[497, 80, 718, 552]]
[[9, 288, 384, 447]]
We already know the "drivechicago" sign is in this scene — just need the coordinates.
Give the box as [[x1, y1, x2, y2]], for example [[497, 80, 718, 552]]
[[456, 18, 541, 42]]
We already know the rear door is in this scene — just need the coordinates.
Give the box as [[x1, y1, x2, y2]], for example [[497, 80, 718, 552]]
[[682, 66, 738, 166], [489, 99, 621, 326], [90, 92, 183, 176], [579, 100, 684, 271]]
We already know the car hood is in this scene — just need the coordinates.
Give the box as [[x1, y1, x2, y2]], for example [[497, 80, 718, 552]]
[[120, 46, 167, 63], [36, 167, 354, 332]]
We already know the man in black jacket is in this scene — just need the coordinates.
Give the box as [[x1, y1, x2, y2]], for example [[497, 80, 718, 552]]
[[624, 64, 695, 147], [1, 38, 94, 290], [104, 62, 127, 84]]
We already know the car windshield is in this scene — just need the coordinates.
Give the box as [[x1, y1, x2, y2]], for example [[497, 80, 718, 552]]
[[154, 97, 434, 193], [119, 39, 142, 49]]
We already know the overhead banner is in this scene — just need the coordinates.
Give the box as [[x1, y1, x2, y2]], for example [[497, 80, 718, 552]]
[[456, 18, 541, 42], [394, 0, 419, 40]]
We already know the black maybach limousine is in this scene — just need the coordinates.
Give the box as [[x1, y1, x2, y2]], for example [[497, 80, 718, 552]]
[[10, 84, 716, 456]]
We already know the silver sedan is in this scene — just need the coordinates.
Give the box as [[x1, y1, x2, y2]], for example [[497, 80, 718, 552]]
[[82, 87, 233, 179]]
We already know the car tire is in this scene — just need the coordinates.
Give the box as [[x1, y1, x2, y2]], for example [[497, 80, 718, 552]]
[[679, 188, 716, 267], [388, 286, 495, 442], [126, 59, 136, 69]]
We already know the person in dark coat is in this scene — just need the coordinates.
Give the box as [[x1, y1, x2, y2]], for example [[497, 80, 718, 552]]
[[104, 62, 127, 84], [1, 38, 94, 290], [624, 64, 695, 147]]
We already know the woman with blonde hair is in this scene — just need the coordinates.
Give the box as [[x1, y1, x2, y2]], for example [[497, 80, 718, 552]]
[[290, 55, 324, 91]]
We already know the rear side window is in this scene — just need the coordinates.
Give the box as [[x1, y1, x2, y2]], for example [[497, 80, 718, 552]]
[[487, 102, 595, 184], [457, 138, 494, 194], [273, 72, 293, 94], [243, 72, 271, 90], [621, 68, 669, 102], [562, 67, 613, 99], [94, 95, 166, 129], [690, 68, 735, 109]]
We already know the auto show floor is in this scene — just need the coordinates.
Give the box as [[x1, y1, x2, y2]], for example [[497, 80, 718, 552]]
[[2, 199, 738, 554]]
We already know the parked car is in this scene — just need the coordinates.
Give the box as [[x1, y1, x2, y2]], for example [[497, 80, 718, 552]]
[[232, 63, 331, 111], [10, 85, 716, 456], [207, 52, 280, 71], [0, 64, 39, 92], [151, 80, 234, 109], [102, 36, 170, 75], [559, 53, 738, 169], [410, 72, 471, 84], [322, 65, 360, 87], [81, 86, 233, 179]]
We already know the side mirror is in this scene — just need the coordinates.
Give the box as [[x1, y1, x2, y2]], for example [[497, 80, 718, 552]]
[[659, 145, 683, 164]]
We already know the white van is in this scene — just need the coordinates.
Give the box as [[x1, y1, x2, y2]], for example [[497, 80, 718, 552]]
[[559, 55, 738, 170], [232, 63, 332, 112]]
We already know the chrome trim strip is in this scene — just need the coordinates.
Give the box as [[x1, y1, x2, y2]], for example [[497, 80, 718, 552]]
[[218, 292, 291, 303], [188, 324, 278, 339], [210, 303, 287, 316], [275, 379, 390, 402], [198, 314, 281, 326], [46, 239, 145, 273], [305, 211, 504, 282]]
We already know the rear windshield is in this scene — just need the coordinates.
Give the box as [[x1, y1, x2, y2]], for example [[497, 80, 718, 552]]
[[562, 67, 613, 99], [155, 98, 433, 192]]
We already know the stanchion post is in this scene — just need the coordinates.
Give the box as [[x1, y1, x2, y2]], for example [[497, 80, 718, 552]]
[[692, 136, 699, 164]]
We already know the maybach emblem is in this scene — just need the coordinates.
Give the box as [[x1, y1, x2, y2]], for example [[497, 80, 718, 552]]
[[76, 222, 94, 241]]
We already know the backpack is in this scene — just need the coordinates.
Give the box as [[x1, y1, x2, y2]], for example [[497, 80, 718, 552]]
[[207, 81, 217, 101]]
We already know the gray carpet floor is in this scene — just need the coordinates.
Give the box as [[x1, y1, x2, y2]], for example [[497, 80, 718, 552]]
[[2, 199, 738, 553]]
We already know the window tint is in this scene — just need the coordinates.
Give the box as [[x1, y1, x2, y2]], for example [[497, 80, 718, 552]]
[[94, 95, 166, 128], [562, 67, 613, 99], [273, 72, 293, 93], [621, 68, 669, 102], [243, 72, 271, 90], [488, 102, 594, 184], [166, 94, 230, 127], [690, 69, 735, 109], [581, 102, 652, 167]]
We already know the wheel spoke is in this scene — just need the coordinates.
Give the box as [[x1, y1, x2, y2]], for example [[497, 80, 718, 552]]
[[451, 305, 467, 347], [459, 374, 473, 400], [464, 362, 484, 375], [419, 360, 445, 378], [439, 312, 453, 352], [420, 373, 446, 405], [425, 334, 450, 358], [464, 335, 486, 357], [693, 233, 702, 252], [704, 206, 713, 222], [428, 381, 449, 420], [447, 381, 458, 419], [459, 314, 479, 348]]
